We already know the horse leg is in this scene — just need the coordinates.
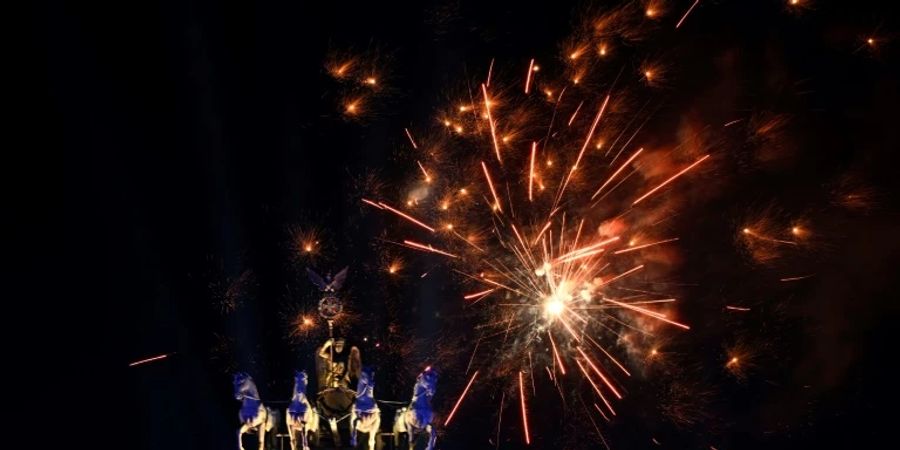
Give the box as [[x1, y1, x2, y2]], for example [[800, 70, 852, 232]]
[[350, 411, 358, 447], [392, 410, 404, 449], [369, 415, 380, 450], [238, 424, 248, 450], [426, 423, 436, 450], [259, 424, 267, 450]]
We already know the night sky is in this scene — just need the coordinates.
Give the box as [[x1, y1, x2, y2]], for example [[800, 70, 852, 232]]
[[48, 1, 900, 449]]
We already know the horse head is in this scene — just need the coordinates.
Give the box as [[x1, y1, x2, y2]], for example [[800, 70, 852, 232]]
[[356, 366, 375, 398], [234, 372, 254, 400], [293, 370, 309, 394], [415, 366, 438, 399]]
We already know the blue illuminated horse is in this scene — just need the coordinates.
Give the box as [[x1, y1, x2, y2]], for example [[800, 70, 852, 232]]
[[393, 367, 438, 450], [234, 372, 277, 450], [286, 370, 319, 450], [351, 366, 381, 450]]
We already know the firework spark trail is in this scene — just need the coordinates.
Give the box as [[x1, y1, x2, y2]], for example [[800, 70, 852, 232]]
[[360, 198, 384, 209], [568, 101, 585, 127], [464, 288, 497, 300], [557, 95, 611, 205], [576, 358, 616, 416], [529, 142, 537, 201], [519, 371, 531, 445], [613, 237, 680, 254], [129, 352, 173, 367], [402, 240, 459, 258], [417, 161, 432, 183], [524, 58, 535, 94], [482, 84, 502, 163], [584, 334, 631, 376], [445, 370, 479, 425], [405, 128, 419, 148], [632, 154, 710, 205], [591, 148, 644, 200], [676, 0, 700, 29], [604, 297, 691, 329], [482, 161, 503, 212], [374, 202, 435, 232], [548, 331, 567, 375], [576, 346, 622, 399]]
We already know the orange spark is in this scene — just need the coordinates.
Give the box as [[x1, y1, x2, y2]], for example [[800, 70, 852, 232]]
[[529, 142, 537, 201], [481, 161, 503, 213], [632, 154, 710, 205], [481, 84, 502, 163], [525, 58, 535, 94]]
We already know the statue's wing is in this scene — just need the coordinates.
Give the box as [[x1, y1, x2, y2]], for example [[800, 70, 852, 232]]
[[306, 268, 327, 291], [328, 266, 349, 291]]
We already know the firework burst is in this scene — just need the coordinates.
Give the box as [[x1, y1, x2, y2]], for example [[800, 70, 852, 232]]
[[358, 6, 726, 445]]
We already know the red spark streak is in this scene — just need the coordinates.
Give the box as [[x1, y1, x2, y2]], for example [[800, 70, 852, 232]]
[[519, 372, 531, 445], [548, 331, 567, 375], [585, 335, 631, 376], [632, 154, 710, 205], [576, 347, 622, 399], [591, 148, 644, 200], [529, 142, 537, 201], [604, 297, 691, 329], [445, 370, 479, 425], [378, 202, 436, 232], [676, 0, 700, 29], [576, 358, 616, 416], [524, 58, 535, 94], [482, 84, 502, 163], [560, 95, 610, 199], [360, 198, 384, 209], [403, 240, 459, 258], [598, 264, 644, 286], [129, 353, 171, 367], [481, 161, 503, 212]]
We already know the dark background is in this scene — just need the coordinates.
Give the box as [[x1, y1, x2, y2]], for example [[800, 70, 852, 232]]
[[44, 0, 899, 448]]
